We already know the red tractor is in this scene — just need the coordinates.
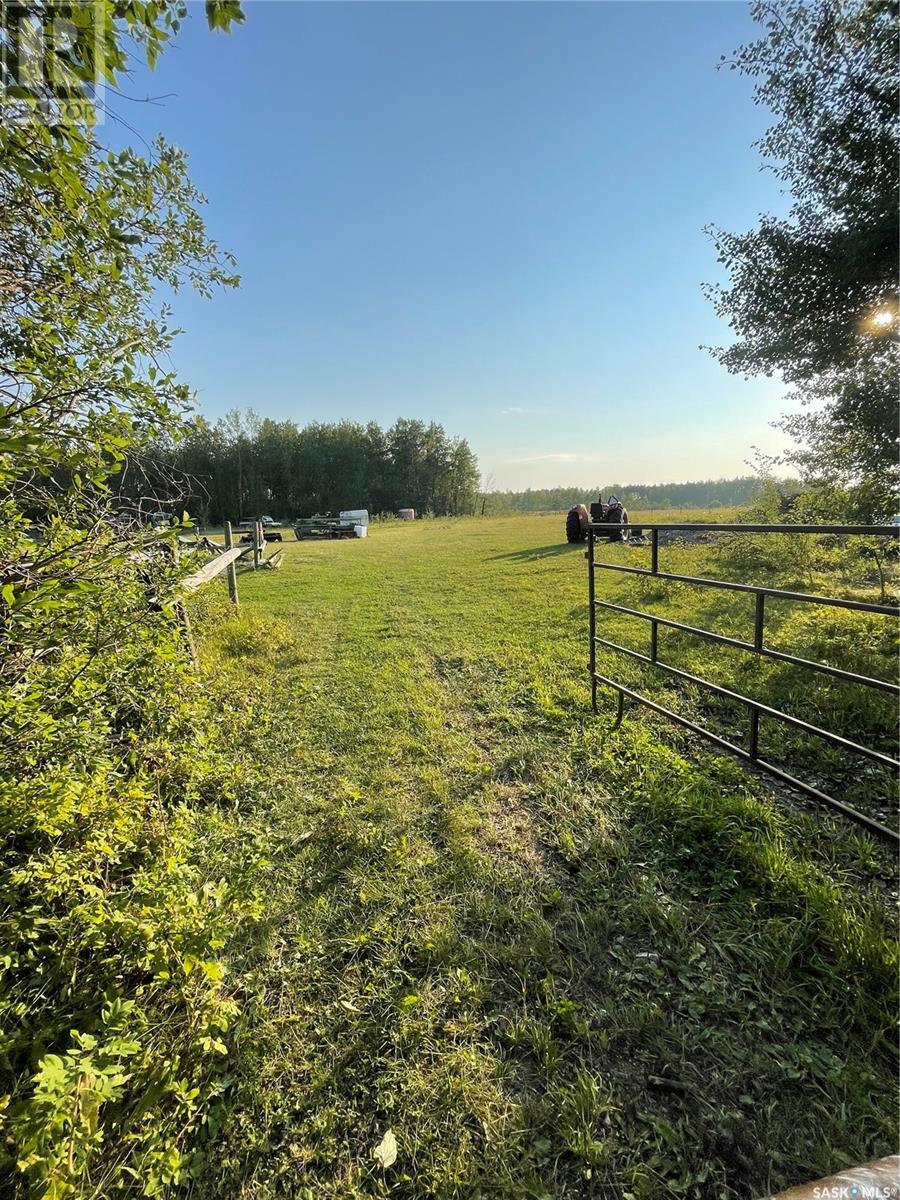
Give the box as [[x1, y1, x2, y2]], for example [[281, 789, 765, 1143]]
[[566, 494, 630, 544]]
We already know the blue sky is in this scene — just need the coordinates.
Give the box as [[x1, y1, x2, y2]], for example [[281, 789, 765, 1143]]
[[113, 1, 789, 489]]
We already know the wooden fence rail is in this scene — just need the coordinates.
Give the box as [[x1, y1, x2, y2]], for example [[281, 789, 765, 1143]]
[[179, 519, 283, 615], [181, 545, 245, 594]]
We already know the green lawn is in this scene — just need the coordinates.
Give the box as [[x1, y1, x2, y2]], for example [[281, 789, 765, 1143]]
[[191, 514, 897, 1200]]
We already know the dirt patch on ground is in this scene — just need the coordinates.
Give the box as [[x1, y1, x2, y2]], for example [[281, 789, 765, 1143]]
[[477, 782, 552, 881]]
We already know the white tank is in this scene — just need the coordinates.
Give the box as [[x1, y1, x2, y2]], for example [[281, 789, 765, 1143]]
[[340, 509, 369, 526]]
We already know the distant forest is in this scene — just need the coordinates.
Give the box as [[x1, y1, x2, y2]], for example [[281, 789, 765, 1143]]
[[137, 411, 786, 523], [484, 477, 788, 513], [141, 412, 481, 522]]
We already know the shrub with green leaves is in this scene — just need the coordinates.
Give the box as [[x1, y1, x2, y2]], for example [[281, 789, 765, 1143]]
[[0, 567, 267, 1194], [0, 2, 250, 1194]]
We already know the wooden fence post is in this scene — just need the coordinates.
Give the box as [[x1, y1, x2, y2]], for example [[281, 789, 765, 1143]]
[[170, 534, 196, 661], [224, 521, 239, 605], [253, 520, 262, 570]]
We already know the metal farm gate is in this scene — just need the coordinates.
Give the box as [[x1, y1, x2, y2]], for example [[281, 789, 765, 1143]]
[[586, 522, 900, 844]]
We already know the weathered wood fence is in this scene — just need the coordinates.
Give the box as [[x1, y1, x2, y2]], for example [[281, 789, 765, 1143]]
[[181, 519, 283, 604]]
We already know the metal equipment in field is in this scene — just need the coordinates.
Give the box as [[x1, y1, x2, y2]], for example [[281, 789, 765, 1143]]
[[293, 509, 369, 540], [567, 494, 632, 544]]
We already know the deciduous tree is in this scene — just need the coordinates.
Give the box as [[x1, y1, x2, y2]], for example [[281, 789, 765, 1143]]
[[706, 0, 898, 517]]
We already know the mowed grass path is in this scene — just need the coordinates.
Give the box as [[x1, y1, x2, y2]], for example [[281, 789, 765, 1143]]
[[194, 515, 897, 1200]]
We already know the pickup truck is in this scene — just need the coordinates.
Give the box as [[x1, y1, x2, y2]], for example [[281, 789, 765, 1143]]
[[236, 517, 285, 543]]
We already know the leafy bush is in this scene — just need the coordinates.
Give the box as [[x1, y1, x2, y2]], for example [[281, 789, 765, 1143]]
[[0, 553, 266, 1195], [0, 2, 249, 1193]]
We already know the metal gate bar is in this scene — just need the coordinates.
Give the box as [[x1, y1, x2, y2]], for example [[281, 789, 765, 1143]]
[[593, 561, 897, 616], [592, 597, 898, 694], [586, 521, 900, 843]]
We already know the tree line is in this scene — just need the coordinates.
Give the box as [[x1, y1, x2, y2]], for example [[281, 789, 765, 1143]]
[[139, 419, 803, 521], [483, 477, 786, 513], [140, 412, 481, 522]]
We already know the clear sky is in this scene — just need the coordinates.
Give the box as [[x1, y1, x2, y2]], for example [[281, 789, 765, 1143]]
[[112, 1, 790, 490]]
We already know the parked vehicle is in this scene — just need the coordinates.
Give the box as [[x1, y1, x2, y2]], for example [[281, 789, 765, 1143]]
[[147, 511, 202, 537], [148, 510, 177, 530], [566, 494, 633, 544], [237, 518, 284, 542]]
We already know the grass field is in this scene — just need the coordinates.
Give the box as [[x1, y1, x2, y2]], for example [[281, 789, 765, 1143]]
[[190, 514, 898, 1200]]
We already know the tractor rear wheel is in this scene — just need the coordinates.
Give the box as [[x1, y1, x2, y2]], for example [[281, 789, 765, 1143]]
[[605, 508, 629, 542], [566, 509, 585, 544]]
